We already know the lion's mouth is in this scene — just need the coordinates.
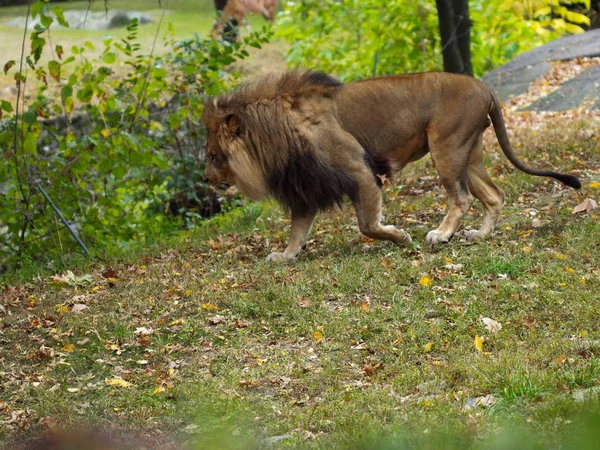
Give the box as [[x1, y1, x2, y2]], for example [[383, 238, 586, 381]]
[[209, 182, 231, 193]]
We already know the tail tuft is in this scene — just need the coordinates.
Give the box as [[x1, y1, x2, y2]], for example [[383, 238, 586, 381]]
[[552, 173, 581, 190]]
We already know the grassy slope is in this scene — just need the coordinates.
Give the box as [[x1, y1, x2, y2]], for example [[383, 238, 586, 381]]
[[1, 111, 599, 448]]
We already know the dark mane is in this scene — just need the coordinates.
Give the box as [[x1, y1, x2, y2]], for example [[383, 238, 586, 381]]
[[203, 70, 356, 215]]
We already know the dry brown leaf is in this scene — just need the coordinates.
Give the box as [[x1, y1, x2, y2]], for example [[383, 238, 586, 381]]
[[572, 198, 597, 215], [481, 317, 502, 334]]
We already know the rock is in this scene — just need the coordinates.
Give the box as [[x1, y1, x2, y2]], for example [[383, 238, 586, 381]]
[[482, 28, 600, 110], [5, 10, 155, 31]]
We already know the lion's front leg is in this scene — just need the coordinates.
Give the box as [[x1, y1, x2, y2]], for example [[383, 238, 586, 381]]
[[266, 210, 317, 263], [353, 172, 412, 246]]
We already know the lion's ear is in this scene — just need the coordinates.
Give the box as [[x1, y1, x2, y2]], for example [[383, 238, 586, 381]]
[[226, 114, 242, 136]]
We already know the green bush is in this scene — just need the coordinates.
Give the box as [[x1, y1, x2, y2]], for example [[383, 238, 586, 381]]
[[276, 0, 560, 80], [0, 1, 272, 271]]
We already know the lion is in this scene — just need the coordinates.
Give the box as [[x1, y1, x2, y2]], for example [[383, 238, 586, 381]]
[[211, 0, 279, 41], [202, 70, 581, 262]]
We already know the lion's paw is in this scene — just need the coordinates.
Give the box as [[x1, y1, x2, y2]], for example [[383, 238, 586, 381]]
[[462, 229, 485, 242], [426, 229, 451, 245], [394, 226, 413, 245], [265, 252, 296, 263]]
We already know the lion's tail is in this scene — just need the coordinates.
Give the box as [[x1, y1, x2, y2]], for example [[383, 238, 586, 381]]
[[489, 92, 581, 190]]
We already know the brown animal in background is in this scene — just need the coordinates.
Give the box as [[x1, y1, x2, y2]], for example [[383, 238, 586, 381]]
[[202, 70, 581, 262], [212, 0, 279, 41]]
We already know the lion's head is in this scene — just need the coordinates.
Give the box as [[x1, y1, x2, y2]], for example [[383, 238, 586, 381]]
[[202, 71, 345, 207]]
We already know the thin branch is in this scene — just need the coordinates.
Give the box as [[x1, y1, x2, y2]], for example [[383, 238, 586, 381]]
[[128, 7, 167, 132]]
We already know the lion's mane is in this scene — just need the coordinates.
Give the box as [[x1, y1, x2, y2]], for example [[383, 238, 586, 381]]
[[203, 71, 375, 216]]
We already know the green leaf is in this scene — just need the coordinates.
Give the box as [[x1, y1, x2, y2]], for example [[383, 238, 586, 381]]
[[40, 13, 53, 28], [102, 52, 117, 64], [1, 100, 12, 113], [534, 6, 552, 18], [565, 22, 586, 33], [31, 1, 45, 19], [566, 11, 591, 26], [53, 7, 69, 27], [23, 132, 37, 155], [22, 111, 37, 125], [60, 85, 73, 103]]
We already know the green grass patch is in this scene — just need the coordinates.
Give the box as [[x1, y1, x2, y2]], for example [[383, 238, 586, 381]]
[[1, 116, 599, 448]]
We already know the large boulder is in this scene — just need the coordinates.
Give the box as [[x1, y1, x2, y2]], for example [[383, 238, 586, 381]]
[[481, 29, 600, 111]]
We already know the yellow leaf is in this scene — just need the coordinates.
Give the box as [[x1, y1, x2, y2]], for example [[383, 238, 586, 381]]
[[313, 331, 323, 341], [590, 182, 600, 189], [360, 301, 369, 311], [419, 275, 432, 287], [57, 305, 69, 314], [444, 257, 453, 264], [184, 289, 193, 297], [564, 267, 574, 273], [202, 303, 221, 311], [423, 342, 433, 353], [474, 335, 483, 353], [170, 318, 184, 325], [60, 344, 75, 352], [106, 378, 132, 388], [153, 387, 165, 395], [256, 359, 265, 366], [101, 129, 110, 138]]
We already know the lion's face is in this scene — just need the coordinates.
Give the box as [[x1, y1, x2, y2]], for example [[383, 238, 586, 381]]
[[203, 120, 236, 192]]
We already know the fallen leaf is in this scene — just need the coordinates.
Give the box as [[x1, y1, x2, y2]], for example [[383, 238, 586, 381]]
[[134, 327, 153, 336], [590, 182, 600, 189], [102, 268, 118, 279], [202, 303, 221, 311], [60, 344, 75, 352], [362, 362, 384, 376], [481, 317, 502, 334], [105, 378, 132, 388], [67, 388, 79, 393], [153, 387, 166, 395], [313, 331, 323, 341], [423, 342, 433, 353], [419, 275, 433, 287], [474, 335, 483, 353], [360, 301, 369, 312], [572, 198, 597, 215], [71, 304, 88, 313], [209, 315, 225, 325], [298, 297, 309, 307]]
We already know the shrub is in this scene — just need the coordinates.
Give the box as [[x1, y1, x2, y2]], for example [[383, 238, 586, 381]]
[[0, 1, 272, 271]]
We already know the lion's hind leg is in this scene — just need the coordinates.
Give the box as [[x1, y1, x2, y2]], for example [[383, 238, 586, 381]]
[[426, 136, 475, 245], [464, 139, 505, 241], [353, 171, 412, 246]]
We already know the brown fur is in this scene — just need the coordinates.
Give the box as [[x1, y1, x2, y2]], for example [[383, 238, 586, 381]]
[[211, 0, 279, 41], [202, 70, 580, 262]]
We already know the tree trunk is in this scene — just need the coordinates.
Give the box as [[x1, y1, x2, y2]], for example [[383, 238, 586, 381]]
[[435, 0, 472, 76], [454, 0, 473, 76]]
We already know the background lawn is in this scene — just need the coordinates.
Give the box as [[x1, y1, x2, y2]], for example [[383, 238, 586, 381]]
[[1, 108, 599, 448]]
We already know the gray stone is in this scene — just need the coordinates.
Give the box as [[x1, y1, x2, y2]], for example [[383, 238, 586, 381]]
[[527, 64, 600, 111], [482, 29, 600, 106], [5, 10, 155, 31]]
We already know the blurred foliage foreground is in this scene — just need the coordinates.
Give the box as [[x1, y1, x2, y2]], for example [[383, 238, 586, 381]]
[[0, 1, 272, 272]]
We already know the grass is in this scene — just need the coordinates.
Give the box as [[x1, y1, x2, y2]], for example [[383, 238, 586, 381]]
[[1, 113, 599, 448]]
